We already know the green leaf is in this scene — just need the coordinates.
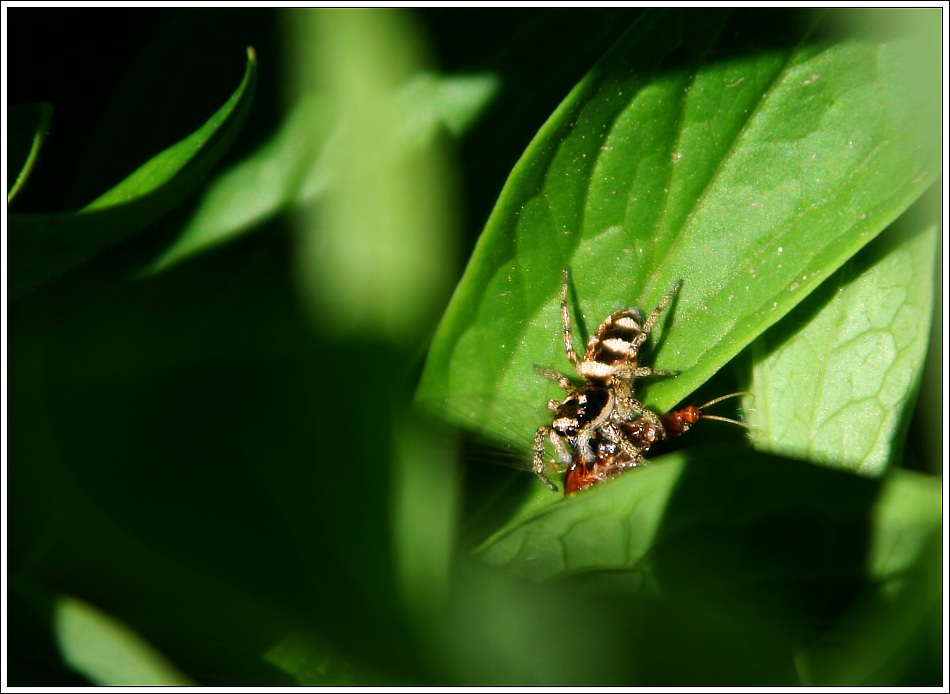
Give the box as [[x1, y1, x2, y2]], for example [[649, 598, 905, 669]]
[[415, 10, 938, 467], [53, 596, 193, 686], [748, 218, 937, 475], [79, 44, 255, 212], [145, 72, 497, 274], [469, 446, 940, 684], [477, 446, 941, 586], [62, 12, 261, 209], [7, 47, 257, 300], [390, 72, 500, 144], [143, 93, 331, 274], [794, 477, 941, 685], [7, 102, 53, 203]]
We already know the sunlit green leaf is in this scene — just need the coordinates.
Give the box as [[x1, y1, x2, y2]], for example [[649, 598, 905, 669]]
[[79, 50, 255, 212], [7, 7, 941, 688], [748, 219, 937, 475], [415, 10, 938, 467]]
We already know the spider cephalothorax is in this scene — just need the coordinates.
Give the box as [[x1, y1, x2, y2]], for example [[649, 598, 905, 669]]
[[531, 267, 681, 491]]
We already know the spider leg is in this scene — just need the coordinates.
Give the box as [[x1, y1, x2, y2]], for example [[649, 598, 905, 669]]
[[616, 436, 646, 465], [615, 364, 680, 381], [607, 381, 640, 423], [640, 280, 682, 336], [535, 366, 575, 393], [626, 280, 683, 357], [532, 425, 560, 492], [616, 394, 663, 428], [549, 429, 573, 465], [560, 267, 582, 372]]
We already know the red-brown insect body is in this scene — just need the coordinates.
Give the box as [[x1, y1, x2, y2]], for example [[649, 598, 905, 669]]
[[620, 417, 666, 448], [564, 450, 637, 495], [660, 405, 702, 437], [563, 423, 648, 496], [564, 459, 597, 496]]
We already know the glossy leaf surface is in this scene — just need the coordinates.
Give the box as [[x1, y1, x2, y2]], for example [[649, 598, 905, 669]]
[[416, 10, 938, 463]]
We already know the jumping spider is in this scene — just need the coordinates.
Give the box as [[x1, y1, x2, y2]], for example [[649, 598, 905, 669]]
[[532, 267, 682, 492]]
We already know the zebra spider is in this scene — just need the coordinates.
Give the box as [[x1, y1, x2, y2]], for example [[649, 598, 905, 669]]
[[563, 392, 750, 495], [532, 267, 682, 492]]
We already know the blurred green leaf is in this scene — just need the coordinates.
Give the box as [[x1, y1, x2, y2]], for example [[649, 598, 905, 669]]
[[7, 102, 53, 203], [53, 596, 193, 686], [146, 72, 496, 275], [390, 413, 460, 627], [415, 9, 938, 464], [144, 93, 331, 274], [748, 219, 937, 475], [264, 632, 356, 686], [391, 72, 500, 144], [8, 47, 257, 300]]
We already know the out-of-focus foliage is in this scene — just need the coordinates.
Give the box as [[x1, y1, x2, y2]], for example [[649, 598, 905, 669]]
[[7, 101, 53, 203], [7, 8, 941, 687], [8, 50, 257, 299]]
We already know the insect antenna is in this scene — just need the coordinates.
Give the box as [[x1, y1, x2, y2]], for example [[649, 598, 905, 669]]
[[693, 391, 752, 429], [660, 391, 752, 438]]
